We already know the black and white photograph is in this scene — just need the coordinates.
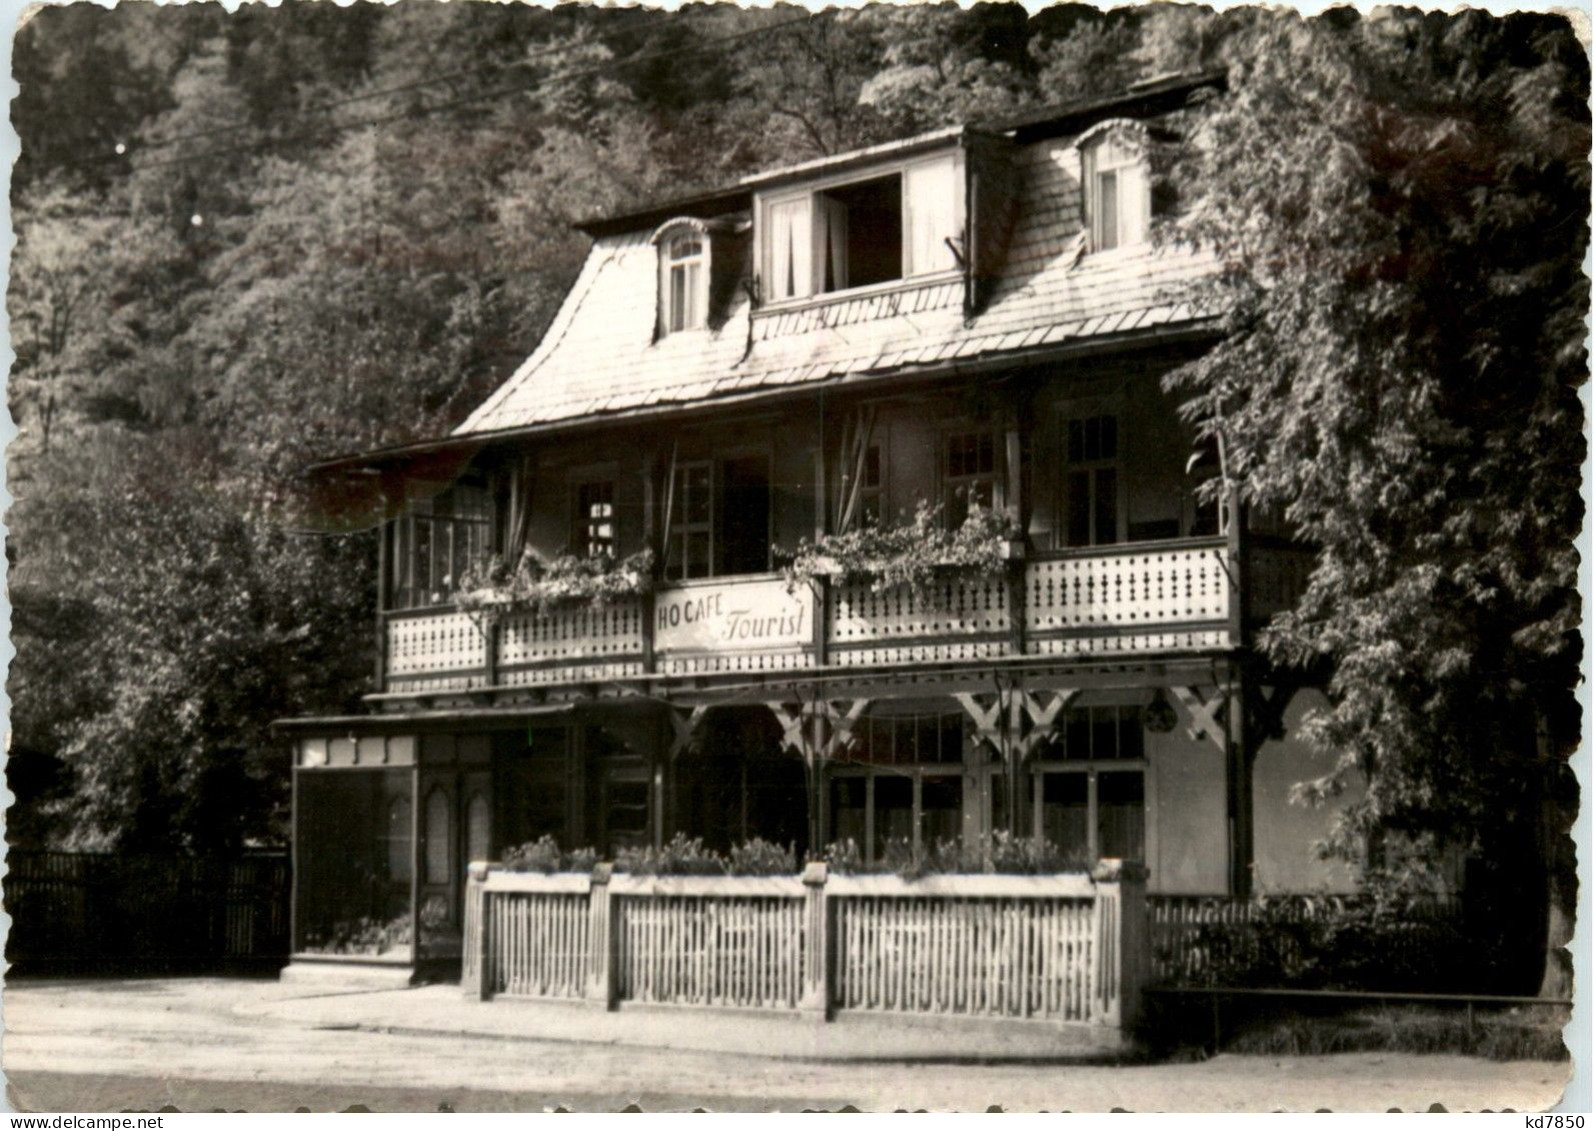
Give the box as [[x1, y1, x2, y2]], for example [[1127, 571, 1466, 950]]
[[2, 0, 1587, 1114]]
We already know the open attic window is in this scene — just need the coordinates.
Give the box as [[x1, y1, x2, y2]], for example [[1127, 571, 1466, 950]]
[[759, 149, 964, 305]]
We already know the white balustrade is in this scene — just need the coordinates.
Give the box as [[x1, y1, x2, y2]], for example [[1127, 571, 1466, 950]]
[[1025, 542, 1231, 640]]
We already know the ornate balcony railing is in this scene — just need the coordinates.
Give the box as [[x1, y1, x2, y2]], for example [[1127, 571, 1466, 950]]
[[379, 539, 1312, 696]]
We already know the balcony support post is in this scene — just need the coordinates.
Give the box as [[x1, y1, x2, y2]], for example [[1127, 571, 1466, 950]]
[[375, 521, 389, 691], [1225, 480, 1246, 648]]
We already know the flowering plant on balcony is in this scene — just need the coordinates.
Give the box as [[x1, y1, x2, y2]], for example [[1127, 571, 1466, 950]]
[[780, 499, 1018, 598], [455, 546, 654, 619]]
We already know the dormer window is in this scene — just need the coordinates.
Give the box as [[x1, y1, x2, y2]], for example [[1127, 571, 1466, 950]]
[[653, 220, 711, 336], [1080, 124, 1150, 253], [759, 150, 963, 304]]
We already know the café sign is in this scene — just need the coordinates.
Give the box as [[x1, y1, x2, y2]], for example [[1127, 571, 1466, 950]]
[[655, 578, 810, 653]]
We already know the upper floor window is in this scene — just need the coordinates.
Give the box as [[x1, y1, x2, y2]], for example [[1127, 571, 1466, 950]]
[[943, 429, 997, 528], [1080, 126, 1150, 253], [572, 479, 616, 558], [653, 220, 711, 336], [760, 151, 963, 304], [390, 482, 492, 610], [1064, 413, 1120, 547], [666, 460, 713, 581]]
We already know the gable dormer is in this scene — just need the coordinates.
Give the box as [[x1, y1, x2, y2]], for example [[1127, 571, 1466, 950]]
[[750, 135, 967, 307], [1075, 119, 1151, 254], [651, 214, 750, 338]]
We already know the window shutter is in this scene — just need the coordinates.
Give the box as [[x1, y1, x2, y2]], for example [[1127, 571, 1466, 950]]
[[904, 156, 959, 276]]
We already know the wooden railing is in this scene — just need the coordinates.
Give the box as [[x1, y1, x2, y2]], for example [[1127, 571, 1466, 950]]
[[612, 876, 806, 1009], [498, 599, 646, 687], [464, 861, 1149, 1032], [382, 539, 1312, 693], [827, 573, 1010, 667], [1025, 539, 1232, 657]]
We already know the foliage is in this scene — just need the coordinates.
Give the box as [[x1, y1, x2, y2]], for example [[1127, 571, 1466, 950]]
[[301, 912, 411, 956], [456, 548, 655, 618], [613, 833, 727, 877], [820, 833, 1086, 877], [1236, 1005, 1568, 1063], [780, 500, 1015, 598], [1156, 10, 1587, 882], [501, 835, 598, 875], [726, 838, 798, 877], [1155, 893, 1510, 994]]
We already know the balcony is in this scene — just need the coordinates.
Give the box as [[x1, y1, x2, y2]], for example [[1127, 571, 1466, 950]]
[[379, 539, 1311, 697]]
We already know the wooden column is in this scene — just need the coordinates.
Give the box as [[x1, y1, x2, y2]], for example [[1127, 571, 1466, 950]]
[[1226, 480, 1246, 647], [467, 863, 493, 1000], [408, 763, 422, 970], [288, 763, 301, 954], [584, 864, 618, 1009], [641, 453, 659, 673], [1004, 413, 1028, 657], [812, 438, 831, 669], [798, 861, 831, 1019], [1227, 668, 1252, 899], [375, 522, 390, 691]]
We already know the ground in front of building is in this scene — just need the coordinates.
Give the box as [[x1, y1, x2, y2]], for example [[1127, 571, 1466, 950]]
[[1, 977, 1569, 1112]]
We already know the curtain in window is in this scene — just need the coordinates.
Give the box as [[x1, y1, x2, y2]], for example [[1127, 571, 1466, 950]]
[[502, 455, 535, 569], [767, 198, 810, 301], [818, 195, 848, 292], [904, 157, 959, 276], [834, 404, 877, 535]]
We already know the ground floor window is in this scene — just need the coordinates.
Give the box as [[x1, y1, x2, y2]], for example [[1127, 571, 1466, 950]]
[[1033, 766, 1145, 864], [829, 769, 964, 862]]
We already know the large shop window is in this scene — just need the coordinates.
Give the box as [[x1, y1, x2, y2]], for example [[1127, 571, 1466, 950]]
[[1032, 704, 1145, 864], [391, 482, 493, 609], [760, 152, 962, 303], [830, 709, 967, 863]]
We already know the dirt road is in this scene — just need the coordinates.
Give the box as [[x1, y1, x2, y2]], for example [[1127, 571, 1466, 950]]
[[2, 977, 1569, 1112]]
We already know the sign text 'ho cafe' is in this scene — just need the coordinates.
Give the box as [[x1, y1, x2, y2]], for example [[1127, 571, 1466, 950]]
[[654, 578, 809, 652]]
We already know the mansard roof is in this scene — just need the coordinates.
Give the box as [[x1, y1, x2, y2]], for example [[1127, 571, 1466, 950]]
[[453, 72, 1224, 440]]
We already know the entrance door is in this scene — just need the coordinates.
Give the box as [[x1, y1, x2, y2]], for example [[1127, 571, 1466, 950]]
[[416, 769, 492, 961], [720, 455, 771, 575], [417, 774, 458, 959]]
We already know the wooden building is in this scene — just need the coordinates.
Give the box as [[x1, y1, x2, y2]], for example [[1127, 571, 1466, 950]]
[[279, 73, 1356, 980]]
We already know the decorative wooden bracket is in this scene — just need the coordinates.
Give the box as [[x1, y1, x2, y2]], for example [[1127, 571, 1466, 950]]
[[765, 699, 871, 762], [956, 689, 1080, 759], [1171, 686, 1228, 751], [820, 699, 870, 758], [667, 705, 709, 760], [953, 692, 1007, 752], [1017, 688, 1080, 757], [765, 701, 809, 757]]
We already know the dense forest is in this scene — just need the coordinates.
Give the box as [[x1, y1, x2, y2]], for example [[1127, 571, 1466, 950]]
[[8, 0, 1586, 976]]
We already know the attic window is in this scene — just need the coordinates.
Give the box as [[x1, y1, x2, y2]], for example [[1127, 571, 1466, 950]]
[[654, 221, 710, 335], [761, 150, 963, 304], [1080, 126, 1149, 252]]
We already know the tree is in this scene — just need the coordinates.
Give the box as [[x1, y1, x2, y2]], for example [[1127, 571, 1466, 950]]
[[1162, 9, 1586, 990]]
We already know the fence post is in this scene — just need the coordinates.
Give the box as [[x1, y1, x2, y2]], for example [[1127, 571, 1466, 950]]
[[1091, 859, 1150, 1033], [584, 863, 618, 1010], [798, 861, 832, 1020], [465, 862, 493, 1001]]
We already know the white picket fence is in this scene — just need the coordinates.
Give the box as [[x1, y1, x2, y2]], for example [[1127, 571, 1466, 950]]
[[464, 861, 1149, 1031]]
